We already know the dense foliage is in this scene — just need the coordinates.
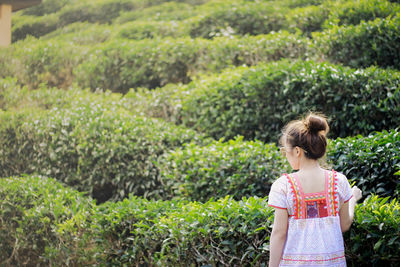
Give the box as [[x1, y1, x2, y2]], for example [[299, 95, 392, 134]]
[[0, 31, 308, 91], [344, 195, 400, 266], [1, 0, 400, 265], [1, 176, 399, 266], [328, 129, 400, 199], [314, 15, 400, 69], [157, 136, 289, 202], [0, 175, 95, 266], [0, 98, 208, 203], [127, 60, 400, 142]]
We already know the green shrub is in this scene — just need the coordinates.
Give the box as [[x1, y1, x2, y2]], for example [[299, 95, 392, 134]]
[[0, 78, 103, 111], [282, 0, 325, 8], [345, 195, 400, 266], [285, 4, 331, 36], [188, 3, 287, 39], [116, 20, 187, 40], [95, 195, 272, 266], [313, 16, 400, 69], [20, 0, 69, 16], [0, 100, 208, 203], [157, 136, 289, 202], [93, 196, 187, 265], [1, 177, 398, 266], [96, 194, 400, 266], [164, 60, 400, 142], [285, 0, 400, 37], [0, 39, 84, 89], [41, 22, 114, 45], [323, 0, 400, 29], [11, 14, 59, 42], [115, 2, 196, 23], [0, 175, 96, 265], [328, 129, 400, 199], [58, 0, 136, 26], [2, 32, 307, 91], [76, 32, 308, 92]]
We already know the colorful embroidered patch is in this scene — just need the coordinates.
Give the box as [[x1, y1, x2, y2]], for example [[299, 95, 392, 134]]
[[286, 170, 338, 220], [306, 199, 328, 218]]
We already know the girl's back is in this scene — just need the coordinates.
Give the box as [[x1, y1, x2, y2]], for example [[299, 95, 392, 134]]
[[268, 112, 362, 267]]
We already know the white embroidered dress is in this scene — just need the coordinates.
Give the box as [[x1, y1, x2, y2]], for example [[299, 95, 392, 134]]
[[268, 170, 352, 266]]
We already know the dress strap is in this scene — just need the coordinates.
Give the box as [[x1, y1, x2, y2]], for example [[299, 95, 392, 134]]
[[326, 169, 339, 216], [284, 173, 303, 219]]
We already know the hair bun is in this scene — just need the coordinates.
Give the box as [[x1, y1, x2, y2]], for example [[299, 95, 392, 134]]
[[304, 113, 329, 135]]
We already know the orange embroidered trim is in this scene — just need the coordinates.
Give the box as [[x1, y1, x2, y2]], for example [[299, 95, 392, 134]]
[[285, 173, 301, 219]]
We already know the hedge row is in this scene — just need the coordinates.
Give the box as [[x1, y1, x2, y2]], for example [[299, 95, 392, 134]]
[[0, 100, 208, 203], [0, 175, 96, 266], [96, 194, 272, 266], [0, 77, 101, 112], [115, 1, 198, 23], [328, 128, 400, 199], [5, 14, 400, 91], [156, 128, 400, 202], [0, 85, 289, 203], [287, 0, 399, 36], [1, 80, 399, 202], [127, 59, 400, 142], [157, 136, 289, 202], [1, 175, 399, 266], [0, 39, 85, 89], [313, 15, 400, 69], [0, 31, 308, 91], [344, 195, 400, 266], [13, 0, 399, 43], [1, 108, 398, 204], [11, 0, 136, 42]]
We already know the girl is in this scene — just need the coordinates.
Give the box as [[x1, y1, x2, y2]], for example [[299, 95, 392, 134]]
[[268, 113, 362, 267]]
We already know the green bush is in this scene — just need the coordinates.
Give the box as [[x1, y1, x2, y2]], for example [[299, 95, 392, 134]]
[[157, 136, 289, 202], [57, 0, 136, 26], [11, 14, 59, 42], [0, 39, 84, 89], [1, 177, 398, 266], [41, 22, 114, 45], [95, 195, 272, 266], [282, 0, 325, 8], [345, 195, 400, 266], [20, 0, 69, 16], [93, 196, 187, 265], [95, 193, 400, 266], [0, 100, 208, 203], [115, 2, 196, 23], [75, 32, 308, 92], [2, 31, 308, 91], [323, 0, 400, 29], [162, 60, 400, 142], [325, 0, 400, 26], [0, 175, 96, 265], [188, 3, 287, 39], [116, 20, 187, 40], [286, 4, 330, 36], [328, 129, 400, 199], [286, 0, 400, 37], [313, 16, 400, 69], [0, 77, 106, 111]]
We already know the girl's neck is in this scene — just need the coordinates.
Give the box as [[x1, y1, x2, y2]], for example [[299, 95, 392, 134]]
[[297, 159, 322, 173]]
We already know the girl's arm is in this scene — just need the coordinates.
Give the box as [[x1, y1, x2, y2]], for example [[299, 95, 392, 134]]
[[269, 208, 288, 267], [339, 186, 362, 232]]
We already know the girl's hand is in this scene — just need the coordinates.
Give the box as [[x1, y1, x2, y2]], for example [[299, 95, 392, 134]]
[[351, 186, 362, 202]]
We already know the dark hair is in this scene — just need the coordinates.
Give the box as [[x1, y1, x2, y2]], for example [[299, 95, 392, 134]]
[[280, 112, 329, 160]]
